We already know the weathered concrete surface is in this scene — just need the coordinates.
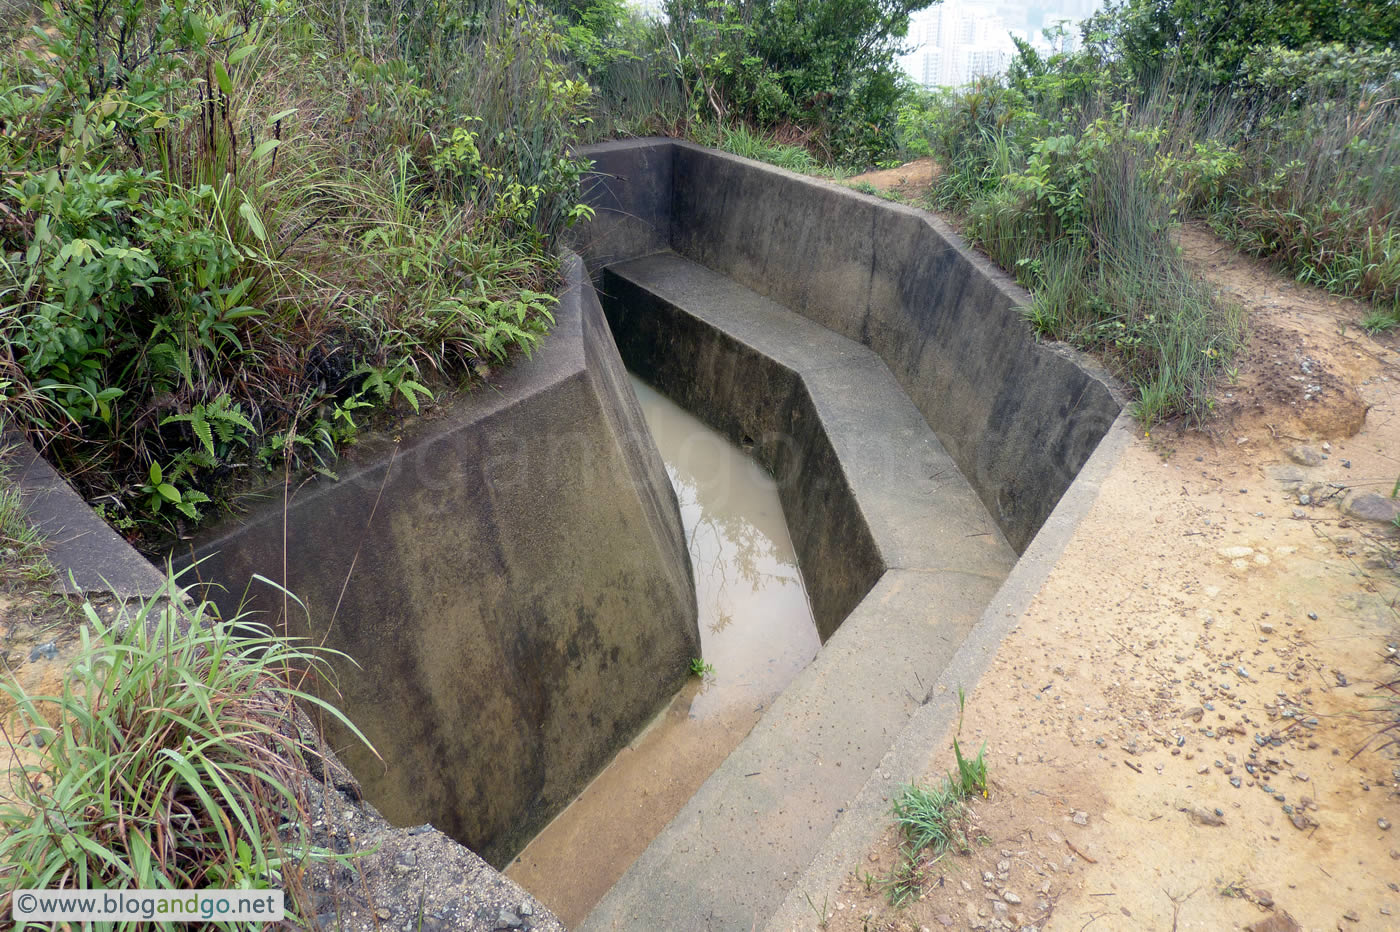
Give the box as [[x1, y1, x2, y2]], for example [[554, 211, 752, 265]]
[[602, 253, 1013, 640], [177, 255, 699, 867], [577, 139, 1123, 553], [765, 410, 1136, 932], [0, 435, 168, 598]]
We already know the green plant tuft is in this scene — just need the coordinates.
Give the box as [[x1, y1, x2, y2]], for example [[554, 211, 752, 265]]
[[0, 573, 376, 925]]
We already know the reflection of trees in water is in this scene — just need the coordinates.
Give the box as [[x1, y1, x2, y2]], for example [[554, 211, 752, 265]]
[[669, 465, 802, 634]]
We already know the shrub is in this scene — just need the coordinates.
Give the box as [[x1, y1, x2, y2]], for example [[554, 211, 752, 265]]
[[661, 0, 934, 167]]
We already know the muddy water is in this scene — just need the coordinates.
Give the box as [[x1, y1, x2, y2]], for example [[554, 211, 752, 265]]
[[505, 375, 820, 925]]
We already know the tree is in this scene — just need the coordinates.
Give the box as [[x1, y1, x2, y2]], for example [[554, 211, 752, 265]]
[[664, 0, 937, 164]]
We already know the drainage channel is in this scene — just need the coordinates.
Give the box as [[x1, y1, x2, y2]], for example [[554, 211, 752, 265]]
[[504, 374, 820, 926]]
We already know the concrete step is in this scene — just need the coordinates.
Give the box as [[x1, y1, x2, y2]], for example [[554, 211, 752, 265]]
[[583, 253, 1018, 931]]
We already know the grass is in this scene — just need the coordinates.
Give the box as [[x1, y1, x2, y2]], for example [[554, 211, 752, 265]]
[[0, 460, 55, 594], [688, 657, 715, 677], [0, 574, 376, 927], [695, 123, 819, 173], [878, 687, 989, 906]]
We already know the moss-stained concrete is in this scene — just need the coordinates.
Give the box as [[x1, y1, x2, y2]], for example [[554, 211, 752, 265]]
[[177, 255, 699, 867]]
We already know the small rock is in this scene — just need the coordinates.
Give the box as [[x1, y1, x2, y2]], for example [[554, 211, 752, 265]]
[[1343, 911, 1360, 922], [375, 908, 392, 920], [27, 640, 58, 662], [1071, 811, 1088, 826], [1290, 812, 1313, 830], [1343, 493, 1400, 525], [1259, 623, 1274, 634], [1286, 445, 1323, 467], [1002, 891, 1021, 905], [494, 909, 524, 931], [519, 902, 533, 917], [1380, 818, 1392, 831]]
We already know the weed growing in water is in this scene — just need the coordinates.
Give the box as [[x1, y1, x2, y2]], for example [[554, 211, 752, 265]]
[[689, 657, 715, 677]]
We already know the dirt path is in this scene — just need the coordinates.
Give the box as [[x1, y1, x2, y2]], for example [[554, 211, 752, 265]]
[[818, 175, 1400, 931]]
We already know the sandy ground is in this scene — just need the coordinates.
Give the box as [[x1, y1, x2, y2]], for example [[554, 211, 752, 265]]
[[849, 160, 941, 198], [815, 168, 1400, 932]]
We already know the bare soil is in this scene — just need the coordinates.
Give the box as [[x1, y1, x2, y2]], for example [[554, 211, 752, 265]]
[[807, 180, 1400, 931], [848, 158, 941, 199]]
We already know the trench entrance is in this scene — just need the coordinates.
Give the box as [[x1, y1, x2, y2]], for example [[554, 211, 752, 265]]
[[504, 374, 820, 925]]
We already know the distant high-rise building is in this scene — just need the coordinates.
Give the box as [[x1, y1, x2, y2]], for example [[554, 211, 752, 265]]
[[898, 0, 1104, 87]]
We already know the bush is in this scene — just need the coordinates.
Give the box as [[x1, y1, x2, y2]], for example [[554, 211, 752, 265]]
[[905, 0, 1400, 421], [661, 0, 934, 167], [922, 64, 1245, 424]]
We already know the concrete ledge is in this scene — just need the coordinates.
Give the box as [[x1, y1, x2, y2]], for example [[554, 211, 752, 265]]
[[175, 255, 700, 867], [574, 141, 1125, 930], [765, 410, 1135, 931], [584, 250, 1018, 932], [0, 436, 168, 598]]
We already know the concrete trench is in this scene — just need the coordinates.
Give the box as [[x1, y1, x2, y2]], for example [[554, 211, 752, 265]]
[[4, 141, 1125, 931], [561, 140, 1123, 930]]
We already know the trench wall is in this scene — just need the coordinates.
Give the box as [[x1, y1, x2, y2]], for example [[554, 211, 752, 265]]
[[178, 255, 699, 866], [575, 139, 1122, 554]]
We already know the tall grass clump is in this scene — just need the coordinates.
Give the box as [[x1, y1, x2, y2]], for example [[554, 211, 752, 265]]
[[694, 123, 819, 172], [0, 0, 592, 539], [0, 576, 374, 926], [1199, 45, 1400, 326], [928, 70, 1244, 424]]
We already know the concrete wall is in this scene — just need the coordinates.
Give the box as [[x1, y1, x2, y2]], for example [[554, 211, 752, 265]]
[[599, 267, 885, 638], [0, 460, 571, 932], [177, 255, 699, 867], [576, 140, 1123, 553]]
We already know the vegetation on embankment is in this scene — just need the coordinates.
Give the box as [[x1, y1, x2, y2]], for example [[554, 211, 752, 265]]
[[0, 0, 591, 538], [0, 572, 374, 927], [893, 0, 1400, 423], [0, 0, 939, 540]]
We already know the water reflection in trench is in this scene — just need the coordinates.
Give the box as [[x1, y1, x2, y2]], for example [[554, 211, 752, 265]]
[[504, 375, 820, 925]]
